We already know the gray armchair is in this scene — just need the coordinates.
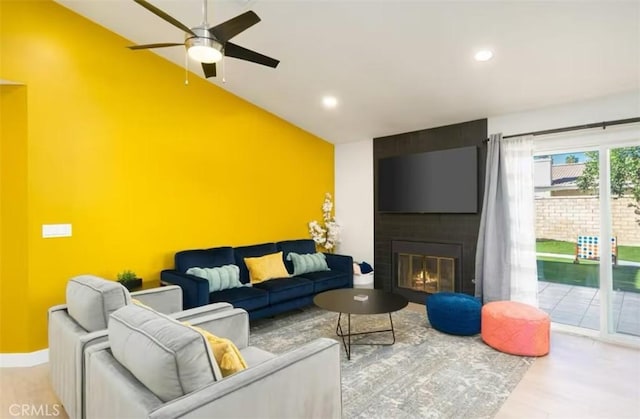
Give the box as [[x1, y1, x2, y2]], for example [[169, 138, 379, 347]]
[[48, 275, 232, 419], [84, 304, 343, 419]]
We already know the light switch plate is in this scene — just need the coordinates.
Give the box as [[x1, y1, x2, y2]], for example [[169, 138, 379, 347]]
[[42, 224, 72, 238]]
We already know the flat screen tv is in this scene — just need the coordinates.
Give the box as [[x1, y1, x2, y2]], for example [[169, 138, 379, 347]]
[[377, 146, 478, 213]]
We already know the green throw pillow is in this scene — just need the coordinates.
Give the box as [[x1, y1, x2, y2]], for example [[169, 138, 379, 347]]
[[286, 252, 330, 275], [186, 265, 242, 292]]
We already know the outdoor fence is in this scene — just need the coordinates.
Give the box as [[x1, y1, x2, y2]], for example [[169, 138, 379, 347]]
[[535, 196, 640, 245]]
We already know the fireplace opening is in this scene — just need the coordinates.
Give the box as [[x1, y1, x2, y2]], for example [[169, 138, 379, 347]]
[[392, 240, 462, 301], [397, 253, 455, 293]]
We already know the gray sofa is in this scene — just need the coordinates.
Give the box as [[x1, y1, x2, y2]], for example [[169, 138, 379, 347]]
[[48, 275, 232, 419], [84, 304, 342, 419]]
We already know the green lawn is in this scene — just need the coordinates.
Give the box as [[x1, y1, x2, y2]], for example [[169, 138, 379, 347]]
[[536, 239, 575, 255], [537, 239, 640, 262], [620, 245, 640, 262]]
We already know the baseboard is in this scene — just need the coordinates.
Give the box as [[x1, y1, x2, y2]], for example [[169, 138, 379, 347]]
[[0, 349, 49, 367]]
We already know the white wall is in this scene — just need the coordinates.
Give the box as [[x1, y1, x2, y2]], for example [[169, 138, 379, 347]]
[[334, 91, 639, 267], [335, 139, 373, 264], [488, 91, 639, 136]]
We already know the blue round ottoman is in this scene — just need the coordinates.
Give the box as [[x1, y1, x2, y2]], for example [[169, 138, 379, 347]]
[[426, 292, 481, 336]]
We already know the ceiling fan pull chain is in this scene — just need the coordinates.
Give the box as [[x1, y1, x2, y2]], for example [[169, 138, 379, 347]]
[[184, 50, 189, 85], [222, 56, 226, 83]]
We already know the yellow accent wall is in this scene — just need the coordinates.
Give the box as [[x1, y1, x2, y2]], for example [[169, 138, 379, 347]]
[[0, 0, 334, 352], [1, 85, 30, 352]]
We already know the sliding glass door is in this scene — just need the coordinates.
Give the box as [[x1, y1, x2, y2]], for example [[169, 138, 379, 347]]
[[534, 128, 640, 341], [534, 149, 602, 331], [607, 146, 640, 337]]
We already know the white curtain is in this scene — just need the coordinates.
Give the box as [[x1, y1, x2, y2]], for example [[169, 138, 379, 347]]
[[475, 134, 538, 306]]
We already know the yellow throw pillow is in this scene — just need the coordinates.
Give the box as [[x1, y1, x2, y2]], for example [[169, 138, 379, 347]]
[[244, 251, 290, 284], [188, 324, 247, 378]]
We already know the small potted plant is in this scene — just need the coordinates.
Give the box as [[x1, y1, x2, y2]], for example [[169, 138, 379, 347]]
[[117, 269, 142, 291]]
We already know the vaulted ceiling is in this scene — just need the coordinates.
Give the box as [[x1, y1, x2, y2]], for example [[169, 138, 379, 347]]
[[55, 0, 639, 144]]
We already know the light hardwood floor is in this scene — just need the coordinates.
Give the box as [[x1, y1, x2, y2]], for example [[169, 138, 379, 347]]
[[0, 363, 66, 419], [1, 307, 639, 418], [495, 330, 640, 419]]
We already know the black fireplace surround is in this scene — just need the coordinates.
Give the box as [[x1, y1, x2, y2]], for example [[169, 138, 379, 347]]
[[373, 119, 487, 304]]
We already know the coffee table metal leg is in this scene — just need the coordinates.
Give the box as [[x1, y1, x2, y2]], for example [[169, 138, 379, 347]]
[[348, 313, 351, 360], [389, 313, 396, 344], [334, 312, 396, 360], [334, 312, 351, 360]]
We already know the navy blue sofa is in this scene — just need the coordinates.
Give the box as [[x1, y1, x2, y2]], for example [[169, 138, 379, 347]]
[[161, 239, 353, 320]]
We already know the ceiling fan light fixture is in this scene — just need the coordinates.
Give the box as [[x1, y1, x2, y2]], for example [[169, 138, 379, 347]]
[[129, 2, 279, 78], [188, 45, 222, 63], [186, 36, 223, 63]]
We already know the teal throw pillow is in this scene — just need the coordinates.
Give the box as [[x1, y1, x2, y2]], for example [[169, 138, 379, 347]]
[[286, 252, 330, 275], [186, 265, 242, 293]]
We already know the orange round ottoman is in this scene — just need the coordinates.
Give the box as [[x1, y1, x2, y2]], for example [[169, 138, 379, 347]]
[[481, 301, 550, 356]]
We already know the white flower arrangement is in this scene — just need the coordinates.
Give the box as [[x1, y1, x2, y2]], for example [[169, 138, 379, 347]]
[[308, 193, 340, 253]]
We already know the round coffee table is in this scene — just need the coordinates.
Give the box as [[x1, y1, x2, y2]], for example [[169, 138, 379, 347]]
[[313, 288, 408, 360]]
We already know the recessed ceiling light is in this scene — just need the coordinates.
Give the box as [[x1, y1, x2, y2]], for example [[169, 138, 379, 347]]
[[322, 96, 338, 109], [474, 50, 493, 62]]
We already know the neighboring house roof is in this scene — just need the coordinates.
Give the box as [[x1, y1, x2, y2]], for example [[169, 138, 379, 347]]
[[551, 163, 585, 187]]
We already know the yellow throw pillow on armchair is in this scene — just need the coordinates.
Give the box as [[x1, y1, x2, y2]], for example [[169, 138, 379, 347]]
[[188, 325, 247, 377], [244, 251, 290, 284]]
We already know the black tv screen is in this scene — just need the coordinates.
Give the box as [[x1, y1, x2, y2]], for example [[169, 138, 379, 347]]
[[378, 146, 478, 213]]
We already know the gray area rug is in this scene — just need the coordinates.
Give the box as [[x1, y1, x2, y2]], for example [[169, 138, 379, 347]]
[[250, 306, 533, 419]]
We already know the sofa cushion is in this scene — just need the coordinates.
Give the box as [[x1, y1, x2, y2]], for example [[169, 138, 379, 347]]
[[66, 275, 131, 332], [233, 243, 278, 283], [209, 287, 269, 312], [276, 239, 317, 273], [298, 270, 351, 293], [108, 304, 219, 402], [175, 247, 235, 273], [244, 252, 290, 284], [186, 265, 242, 292], [287, 252, 330, 275], [253, 277, 314, 305]]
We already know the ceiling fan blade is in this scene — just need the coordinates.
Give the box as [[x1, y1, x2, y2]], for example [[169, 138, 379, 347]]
[[133, 0, 196, 36], [201, 62, 217, 78], [209, 11, 260, 42], [224, 42, 279, 68], [127, 42, 183, 50]]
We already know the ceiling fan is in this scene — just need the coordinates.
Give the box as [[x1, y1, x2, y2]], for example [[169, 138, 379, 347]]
[[128, 0, 279, 78]]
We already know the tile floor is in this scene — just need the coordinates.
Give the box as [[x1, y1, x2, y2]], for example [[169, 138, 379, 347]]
[[538, 280, 640, 336]]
